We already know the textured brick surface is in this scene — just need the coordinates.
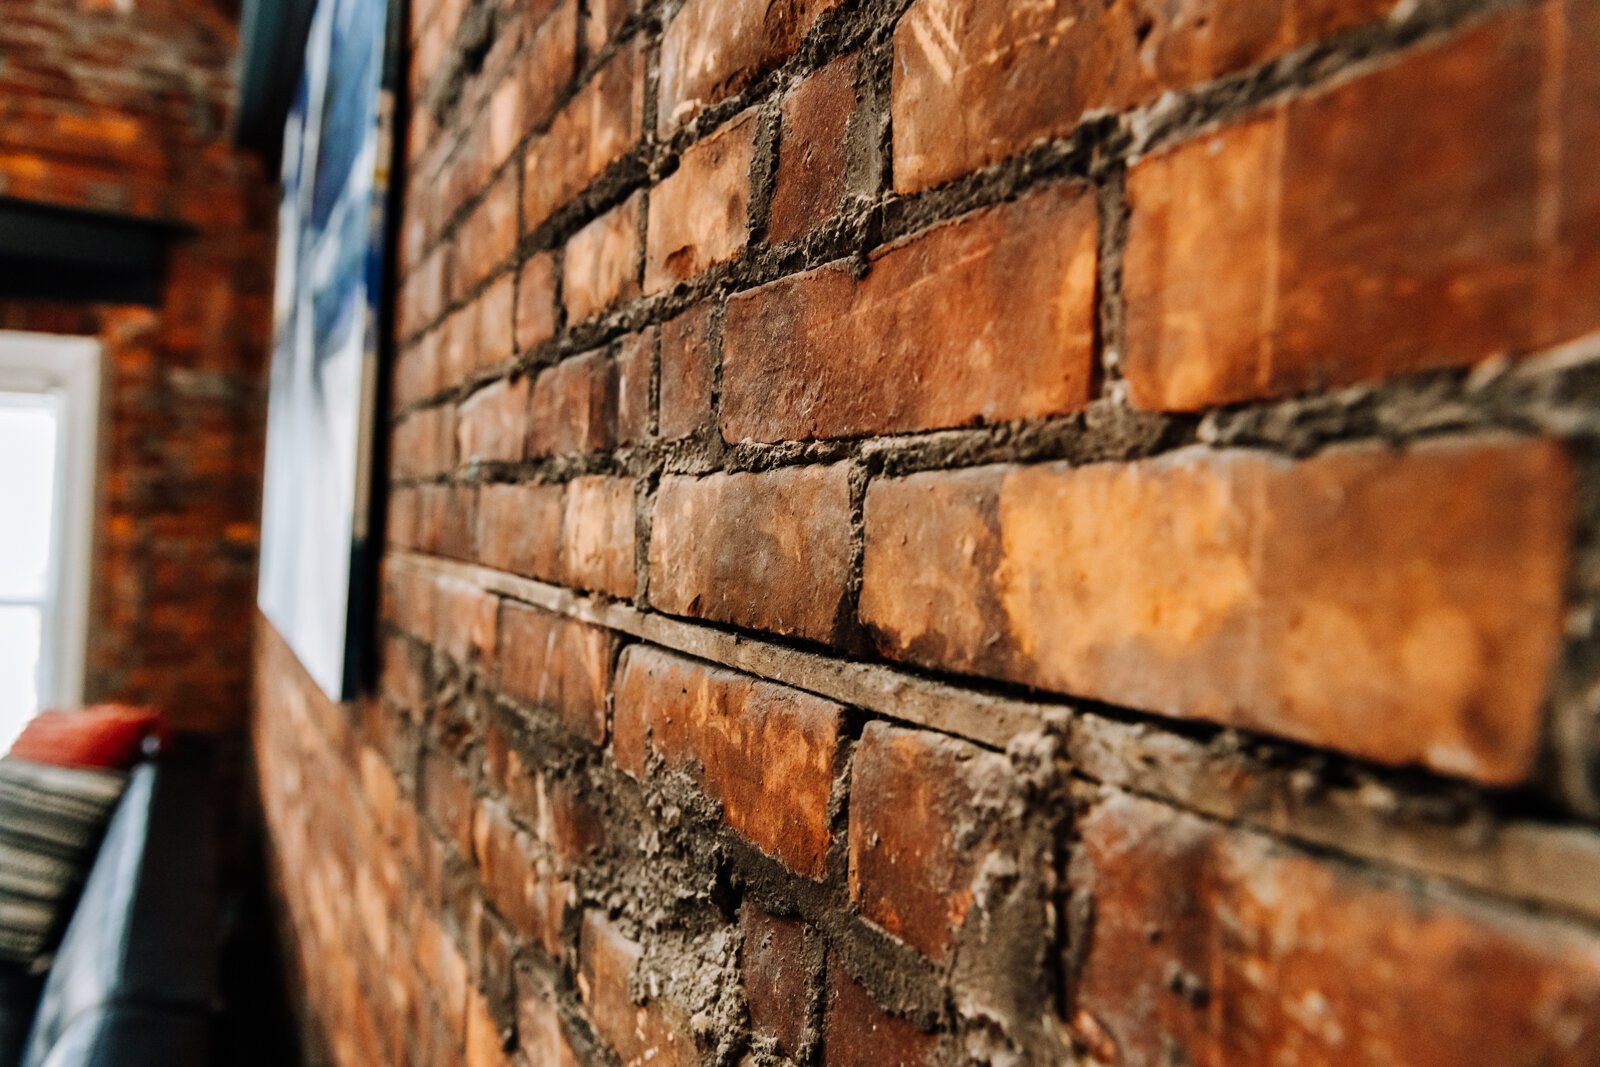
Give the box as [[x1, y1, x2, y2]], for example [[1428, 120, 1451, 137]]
[[563, 190, 642, 323], [498, 603, 614, 743], [722, 183, 1097, 442], [740, 903, 812, 1057], [657, 302, 713, 440], [522, 43, 644, 231], [614, 646, 842, 876], [862, 438, 1572, 783], [1073, 790, 1600, 1066], [645, 110, 758, 294], [771, 55, 857, 244], [649, 465, 851, 642]]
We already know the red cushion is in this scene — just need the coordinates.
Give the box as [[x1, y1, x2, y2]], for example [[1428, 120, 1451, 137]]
[[9, 706, 162, 770]]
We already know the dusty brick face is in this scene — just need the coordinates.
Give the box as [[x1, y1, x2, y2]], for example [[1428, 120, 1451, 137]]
[[579, 911, 696, 1067], [847, 722, 1009, 959], [523, 43, 644, 231], [823, 968, 937, 1067], [394, 405, 457, 479], [1072, 789, 1600, 1066], [516, 969, 579, 1066], [473, 800, 564, 956], [453, 169, 519, 296], [645, 110, 758, 295], [740, 902, 813, 1058], [563, 190, 643, 323], [614, 646, 842, 877], [657, 0, 846, 134], [657, 303, 713, 440], [861, 438, 1572, 784], [649, 465, 851, 643], [560, 475, 636, 599], [891, 0, 1397, 192], [614, 330, 653, 445], [529, 351, 618, 457], [1123, 7, 1600, 410], [476, 482, 566, 580], [498, 602, 615, 743], [515, 253, 559, 352], [722, 182, 1097, 442], [770, 54, 857, 244], [457, 376, 530, 464]]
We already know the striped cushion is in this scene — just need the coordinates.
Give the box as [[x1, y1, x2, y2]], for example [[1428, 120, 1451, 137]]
[[0, 758, 127, 969]]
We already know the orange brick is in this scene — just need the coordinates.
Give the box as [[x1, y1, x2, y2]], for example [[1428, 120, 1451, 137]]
[[560, 475, 635, 599], [649, 464, 851, 643], [614, 329, 653, 446], [861, 438, 1572, 783], [771, 54, 857, 244], [645, 110, 757, 294], [522, 43, 643, 231], [516, 252, 559, 352], [457, 376, 529, 464], [528, 351, 617, 457], [563, 191, 642, 323], [1123, 7, 1600, 410], [579, 912, 696, 1067], [476, 481, 566, 580], [891, 0, 1396, 192], [722, 182, 1096, 442], [613, 646, 842, 877], [658, 303, 711, 440], [498, 601, 614, 743], [1072, 789, 1600, 1067]]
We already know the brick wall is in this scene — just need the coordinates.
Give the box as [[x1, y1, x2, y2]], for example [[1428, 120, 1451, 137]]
[[253, 0, 1600, 1064], [1, 0, 273, 732]]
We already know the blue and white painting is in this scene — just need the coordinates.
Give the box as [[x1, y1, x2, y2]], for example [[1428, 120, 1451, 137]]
[[258, 0, 394, 700]]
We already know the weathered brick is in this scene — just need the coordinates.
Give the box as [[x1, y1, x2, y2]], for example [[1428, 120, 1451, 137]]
[[465, 984, 512, 1067], [472, 799, 563, 955], [457, 376, 529, 464], [561, 475, 636, 599], [453, 169, 518, 296], [422, 749, 475, 860], [529, 351, 616, 457], [517, 0, 579, 140], [415, 484, 477, 559], [393, 405, 457, 479], [649, 464, 851, 643], [563, 190, 642, 323], [498, 601, 614, 743], [823, 968, 937, 1067], [614, 646, 842, 877], [891, 0, 1396, 192], [658, 303, 712, 440], [1072, 789, 1600, 1067], [771, 54, 857, 244], [1123, 7, 1600, 410], [579, 911, 696, 1067], [847, 722, 1008, 959], [584, 0, 636, 52], [657, 0, 845, 135], [516, 968, 580, 1067], [861, 438, 1572, 783], [645, 110, 757, 294], [741, 902, 813, 1057], [434, 576, 499, 666], [614, 329, 653, 446], [523, 43, 644, 231], [516, 252, 559, 352], [722, 182, 1096, 442], [476, 482, 565, 580]]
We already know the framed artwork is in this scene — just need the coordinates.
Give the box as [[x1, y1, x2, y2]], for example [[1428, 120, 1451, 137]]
[[257, 0, 396, 700]]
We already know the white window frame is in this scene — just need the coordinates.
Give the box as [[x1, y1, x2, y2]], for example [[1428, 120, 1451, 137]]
[[0, 330, 101, 711]]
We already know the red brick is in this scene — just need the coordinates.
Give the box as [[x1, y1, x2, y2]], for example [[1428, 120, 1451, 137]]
[[475, 273, 516, 372], [422, 749, 475, 859], [891, 0, 1396, 192], [476, 481, 565, 580], [561, 475, 636, 599], [516, 968, 580, 1067], [645, 110, 757, 294], [657, 0, 845, 134], [539, 773, 606, 870], [847, 722, 1008, 959], [658, 303, 712, 440], [860, 438, 1572, 784], [523, 43, 643, 231], [614, 646, 842, 877], [771, 55, 857, 244], [563, 190, 642, 323], [516, 252, 559, 352], [740, 902, 812, 1057], [579, 911, 696, 1067], [1123, 7, 1600, 410], [517, 0, 580, 140], [614, 330, 653, 446], [395, 333, 442, 408], [454, 169, 519, 296], [393, 405, 457, 479], [648, 464, 851, 643], [823, 968, 937, 1067], [465, 984, 512, 1067], [457, 376, 529, 464], [472, 799, 563, 955], [401, 247, 447, 338], [1072, 789, 1600, 1067], [434, 575, 499, 665], [529, 351, 617, 457], [498, 601, 614, 743], [415, 484, 477, 559], [583, 0, 636, 52], [483, 715, 545, 823], [722, 182, 1096, 442]]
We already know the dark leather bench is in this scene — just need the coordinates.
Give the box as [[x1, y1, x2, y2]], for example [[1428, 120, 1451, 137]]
[[3, 759, 217, 1067]]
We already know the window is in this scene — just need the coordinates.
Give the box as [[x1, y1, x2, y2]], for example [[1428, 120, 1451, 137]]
[[0, 332, 100, 748]]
